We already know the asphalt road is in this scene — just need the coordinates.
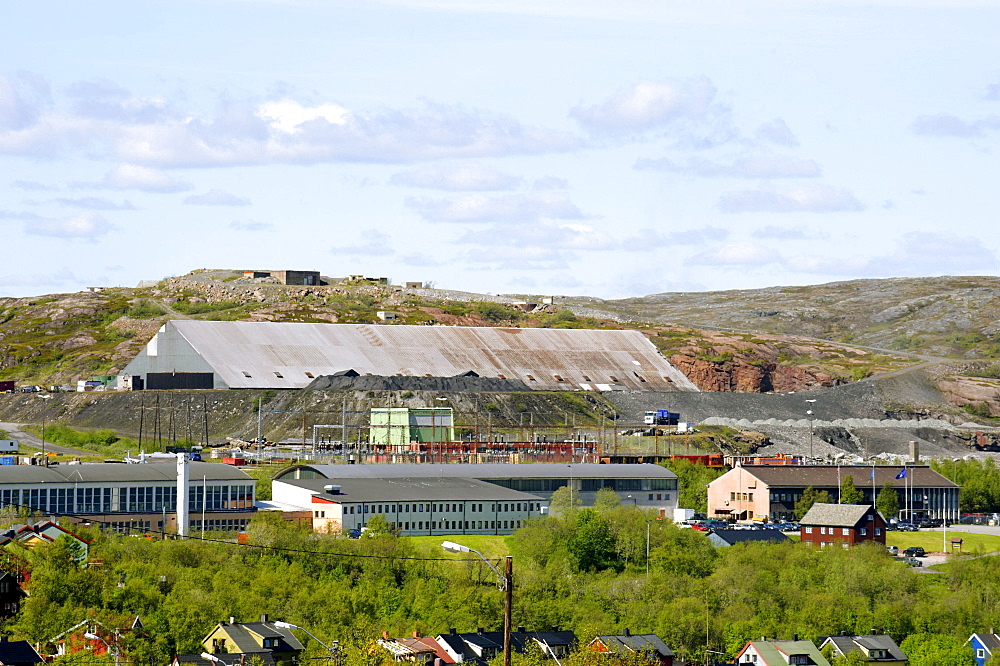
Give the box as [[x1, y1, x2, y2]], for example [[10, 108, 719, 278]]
[[0, 421, 94, 457]]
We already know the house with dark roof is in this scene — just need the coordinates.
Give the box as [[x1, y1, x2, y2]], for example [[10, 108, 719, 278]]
[[736, 637, 831, 665], [198, 615, 304, 666], [588, 629, 675, 665], [0, 638, 44, 666], [0, 572, 25, 618], [378, 632, 455, 663], [967, 632, 1000, 666], [707, 529, 791, 549], [799, 504, 887, 548], [707, 465, 959, 522], [435, 627, 576, 664], [819, 632, 907, 664]]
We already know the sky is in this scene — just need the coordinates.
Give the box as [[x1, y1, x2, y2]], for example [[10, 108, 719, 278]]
[[2, 0, 999, 299]]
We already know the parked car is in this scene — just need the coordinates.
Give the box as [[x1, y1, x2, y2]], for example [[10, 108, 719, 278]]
[[691, 522, 710, 531], [886, 545, 899, 556], [896, 522, 920, 532], [904, 557, 923, 567], [903, 546, 926, 558]]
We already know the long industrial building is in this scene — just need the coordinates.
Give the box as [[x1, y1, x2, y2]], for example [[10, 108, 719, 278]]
[[0, 463, 257, 533], [118, 320, 697, 392], [275, 463, 679, 517]]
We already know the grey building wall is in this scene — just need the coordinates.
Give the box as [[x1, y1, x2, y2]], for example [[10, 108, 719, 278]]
[[119, 323, 226, 389]]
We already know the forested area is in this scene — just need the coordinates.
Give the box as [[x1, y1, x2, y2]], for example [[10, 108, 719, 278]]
[[4, 489, 996, 666], [932, 458, 1000, 513]]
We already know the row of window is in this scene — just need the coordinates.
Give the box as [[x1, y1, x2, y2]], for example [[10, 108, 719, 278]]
[[384, 520, 525, 531], [804, 526, 882, 537], [0, 485, 254, 514], [106, 518, 250, 534], [492, 478, 676, 493], [345, 501, 541, 515], [731, 492, 754, 502]]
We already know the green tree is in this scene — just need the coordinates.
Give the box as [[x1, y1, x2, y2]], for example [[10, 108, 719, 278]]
[[840, 474, 865, 504], [661, 459, 726, 513], [549, 485, 582, 516], [794, 486, 831, 519], [593, 487, 622, 511], [876, 481, 900, 518], [567, 509, 620, 572], [899, 633, 975, 666]]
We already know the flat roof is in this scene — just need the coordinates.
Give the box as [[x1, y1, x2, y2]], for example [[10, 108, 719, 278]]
[[279, 477, 544, 503], [276, 463, 677, 482], [0, 462, 253, 484], [724, 465, 957, 489]]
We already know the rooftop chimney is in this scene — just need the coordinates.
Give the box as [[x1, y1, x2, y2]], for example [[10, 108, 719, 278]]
[[792, 634, 798, 642], [413, 632, 420, 638], [871, 629, 877, 635], [517, 627, 526, 634], [623, 629, 631, 637], [450, 628, 457, 635], [230, 617, 236, 625], [383, 632, 390, 641]]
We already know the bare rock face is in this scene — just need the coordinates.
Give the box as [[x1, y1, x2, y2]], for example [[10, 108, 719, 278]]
[[936, 375, 1000, 416], [670, 355, 837, 393]]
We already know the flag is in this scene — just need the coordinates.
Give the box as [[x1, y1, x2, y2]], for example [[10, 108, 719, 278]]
[[869, 469, 875, 480], [895, 469, 907, 479]]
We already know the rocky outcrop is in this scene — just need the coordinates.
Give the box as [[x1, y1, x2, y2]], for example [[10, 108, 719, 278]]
[[670, 355, 839, 393]]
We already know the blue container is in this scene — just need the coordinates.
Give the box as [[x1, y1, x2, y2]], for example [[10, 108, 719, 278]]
[[0, 456, 16, 465]]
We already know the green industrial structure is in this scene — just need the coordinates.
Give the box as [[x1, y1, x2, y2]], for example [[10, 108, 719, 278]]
[[369, 407, 455, 446]]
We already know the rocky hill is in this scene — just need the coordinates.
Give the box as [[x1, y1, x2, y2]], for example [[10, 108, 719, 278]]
[[4, 271, 1000, 421]]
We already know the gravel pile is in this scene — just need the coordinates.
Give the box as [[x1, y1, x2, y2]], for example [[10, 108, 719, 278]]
[[305, 373, 531, 392]]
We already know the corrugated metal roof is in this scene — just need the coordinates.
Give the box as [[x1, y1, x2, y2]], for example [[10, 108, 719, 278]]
[[132, 320, 697, 391], [0, 462, 252, 485], [280, 477, 544, 502], [278, 462, 677, 481]]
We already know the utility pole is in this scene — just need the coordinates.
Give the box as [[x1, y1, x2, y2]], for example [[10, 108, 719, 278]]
[[503, 556, 513, 666]]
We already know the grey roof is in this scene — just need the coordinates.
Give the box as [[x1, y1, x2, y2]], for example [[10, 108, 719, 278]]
[[733, 465, 958, 489], [593, 634, 674, 658], [0, 462, 252, 485], [708, 529, 791, 547], [278, 463, 677, 482], [0, 640, 43, 665], [207, 621, 304, 655], [436, 629, 576, 665], [124, 320, 696, 391], [281, 477, 544, 503], [800, 503, 881, 528], [969, 633, 1000, 653], [821, 634, 907, 661]]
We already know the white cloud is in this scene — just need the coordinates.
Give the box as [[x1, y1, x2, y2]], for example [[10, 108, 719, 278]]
[[459, 220, 614, 250], [25, 212, 115, 240], [229, 220, 273, 232], [622, 226, 729, 248], [532, 176, 568, 190], [789, 231, 997, 276], [184, 189, 252, 206], [754, 118, 799, 147], [635, 154, 821, 178], [11, 180, 56, 191], [54, 197, 136, 211], [686, 241, 781, 267], [718, 183, 863, 213], [911, 114, 1000, 137], [0, 73, 50, 131], [102, 164, 193, 192], [407, 192, 584, 222], [257, 99, 350, 133], [463, 245, 577, 270], [751, 225, 814, 240], [330, 231, 395, 256], [390, 164, 523, 191], [570, 78, 719, 133]]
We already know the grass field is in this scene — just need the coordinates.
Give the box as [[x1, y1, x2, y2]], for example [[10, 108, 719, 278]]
[[886, 529, 1000, 555], [408, 534, 511, 560]]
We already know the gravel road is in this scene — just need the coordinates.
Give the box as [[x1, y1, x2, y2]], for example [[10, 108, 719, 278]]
[[0, 421, 93, 456]]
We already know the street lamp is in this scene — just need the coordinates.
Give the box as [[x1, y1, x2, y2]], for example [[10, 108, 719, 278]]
[[273, 622, 340, 666], [85, 633, 118, 666], [443, 541, 513, 666], [804, 400, 816, 460]]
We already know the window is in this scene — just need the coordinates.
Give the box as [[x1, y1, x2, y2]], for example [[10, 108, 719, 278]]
[[875, 528, 882, 536], [978, 649, 986, 659], [805, 526, 813, 534], [859, 528, 866, 536], [844, 527, 852, 536]]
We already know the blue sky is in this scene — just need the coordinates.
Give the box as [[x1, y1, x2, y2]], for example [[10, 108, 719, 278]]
[[2, 0, 998, 298]]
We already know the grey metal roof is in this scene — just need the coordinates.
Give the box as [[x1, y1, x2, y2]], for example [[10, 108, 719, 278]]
[[708, 529, 791, 547], [0, 462, 252, 485], [592, 634, 674, 658], [732, 465, 958, 489], [822, 634, 907, 661], [281, 477, 544, 503], [127, 320, 697, 391], [800, 503, 880, 527], [278, 463, 676, 482]]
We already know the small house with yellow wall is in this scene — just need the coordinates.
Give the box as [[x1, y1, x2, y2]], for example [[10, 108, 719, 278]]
[[201, 615, 304, 666]]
